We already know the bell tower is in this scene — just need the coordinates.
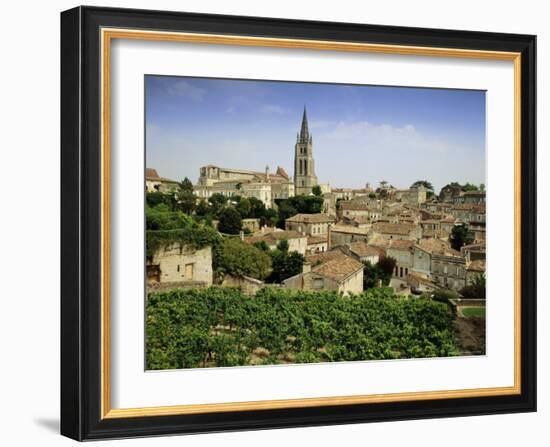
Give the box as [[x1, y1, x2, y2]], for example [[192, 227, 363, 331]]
[[294, 106, 318, 195]]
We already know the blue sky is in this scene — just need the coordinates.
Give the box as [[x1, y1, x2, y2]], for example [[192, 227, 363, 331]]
[[145, 76, 486, 192]]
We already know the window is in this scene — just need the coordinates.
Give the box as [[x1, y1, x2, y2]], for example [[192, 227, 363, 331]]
[[313, 278, 324, 289], [185, 263, 194, 280]]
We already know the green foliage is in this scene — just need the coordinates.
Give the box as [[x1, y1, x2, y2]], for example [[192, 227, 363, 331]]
[[362, 257, 396, 289], [208, 193, 228, 217], [146, 287, 460, 369], [212, 238, 272, 280], [411, 180, 434, 192], [368, 192, 377, 199], [178, 177, 194, 193], [146, 191, 175, 209], [377, 256, 397, 286], [362, 261, 380, 289], [460, 273, 486, 298], [267, 249, 304, 283], [462, 307, 486, 318], [432, 288, 459, 303], [312, 185, 322, 196], [274, 195, 324, 228], [145, 205, 219, 259], [218, 207, 242, 235], [450, 224, 474, 251]]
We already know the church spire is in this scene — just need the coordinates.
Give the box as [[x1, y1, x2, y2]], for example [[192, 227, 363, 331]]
[[299, 106, 310, 142]]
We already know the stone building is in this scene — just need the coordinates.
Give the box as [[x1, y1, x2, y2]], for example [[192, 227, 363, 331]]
[[466, 260, 486, 285], [386, 239, 414, 279], [369, 222, 421, 241], [340, 241, 382, 265], [432, 253, 467, 291], [145, 168, 179, 193], [194, 165, 294, 208], [283, 251, 363, 295], [285, 213, 335, 237], [329, 224, 370, 247], [244, 229, 307, 255], [147, 243, 213, 286], [293, 107, 319, 196]]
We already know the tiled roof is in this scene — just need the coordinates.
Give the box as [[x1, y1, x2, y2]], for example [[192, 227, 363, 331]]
[[286, 213, 336, 224], [145, 168, 160, 179], [372, 222, 415, 235], [340, 201, 369, 211], [245, 230, 305, 246], [467, 260, 486, 272], [387, 239, 414, 250], [414, 238, 461, 257], [347, 241, 382, 257], [307, 236, 328, 245], [330, 224, 370, 235], [312, 253, 363, 282]]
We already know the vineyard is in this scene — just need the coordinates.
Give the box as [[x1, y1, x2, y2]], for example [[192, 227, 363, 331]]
[[146, 287, 460, 370]]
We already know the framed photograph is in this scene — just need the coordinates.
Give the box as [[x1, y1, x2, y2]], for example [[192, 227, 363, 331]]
[[60, 6, 536, 441]]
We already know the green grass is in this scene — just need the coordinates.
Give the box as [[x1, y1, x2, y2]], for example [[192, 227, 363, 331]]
[[462, 307, 486, 318]]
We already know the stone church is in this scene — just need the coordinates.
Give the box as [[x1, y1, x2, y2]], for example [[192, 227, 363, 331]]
[[294, 107, 319, 196], [193, 107, 322, 206]]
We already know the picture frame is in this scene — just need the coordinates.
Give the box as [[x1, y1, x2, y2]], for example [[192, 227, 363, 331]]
[[60, 5, 536, 441]]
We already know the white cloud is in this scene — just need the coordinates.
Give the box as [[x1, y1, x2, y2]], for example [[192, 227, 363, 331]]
[[260, 104, 289, 115], [165, 80, 205, 101]]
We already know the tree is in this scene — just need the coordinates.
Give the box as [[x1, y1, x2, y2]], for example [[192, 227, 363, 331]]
[[411, 180, 434, 192], [146, 191, 175, 209], [362, 261, 380, 289], [368, 192, 377, 199], [212, 238, 272, 280], [208, 193, 228, 217], [248, 197, 267, 218], [312, 185, 322, 196], [218, 207, 242, 234], [274, 195, 324, 228], [276, 239, 289, 252], [178, 177, 194, 193], [235, 197, 252, 218], [450, 224, 473, 251], [377, 256, 396, 286], [411, 180, 434, 198], [460, 273, 486, 298], [267, 249, 304, 283]]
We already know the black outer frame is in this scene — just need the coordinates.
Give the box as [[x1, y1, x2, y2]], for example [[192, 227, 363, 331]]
[[60, 5, 537, 441]]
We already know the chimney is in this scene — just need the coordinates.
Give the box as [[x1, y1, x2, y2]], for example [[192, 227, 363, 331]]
[[302, 262, 311, 274]]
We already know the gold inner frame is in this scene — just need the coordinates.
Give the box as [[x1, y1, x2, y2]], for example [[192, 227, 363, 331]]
[[100, 27, 522, 419]]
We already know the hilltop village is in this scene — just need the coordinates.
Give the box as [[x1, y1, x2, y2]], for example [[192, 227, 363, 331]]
[[145, 108, 486, 302]]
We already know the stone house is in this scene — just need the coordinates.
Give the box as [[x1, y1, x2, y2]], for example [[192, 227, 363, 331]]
[[419, 219, 442, 238], [461, 242, 486, 262], [432, 253, 467, 291], [369, 222, 421, 241], [285, 213, 336, 237], [453, 190, 486, 205], [145, 168, 179, 193], [283, 251, 363, 295], [306, 235, 329, 254], [329, 224, 370, 247], [245, 229, 307, 255], [386, 239, 414, 279], [340, 241, 382, 264], [339, 201, 371, 220], [466, 260, 486, 285], [147, 243, 213, 286], [411, 238, 461, 279]]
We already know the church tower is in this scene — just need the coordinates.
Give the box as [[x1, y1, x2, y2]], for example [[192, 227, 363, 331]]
[[294, 106, 318, 195]]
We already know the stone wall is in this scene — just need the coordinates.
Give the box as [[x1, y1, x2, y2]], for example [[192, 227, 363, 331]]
[[149, 243, 213, 285]]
